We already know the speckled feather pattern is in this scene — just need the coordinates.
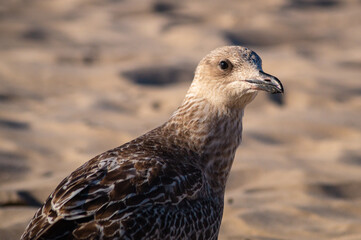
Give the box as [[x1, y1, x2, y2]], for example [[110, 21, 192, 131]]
[[21, 46, 270, 240]]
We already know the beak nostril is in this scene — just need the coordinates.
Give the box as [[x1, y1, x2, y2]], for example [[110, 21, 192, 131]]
[[264, 79, 271, 82]]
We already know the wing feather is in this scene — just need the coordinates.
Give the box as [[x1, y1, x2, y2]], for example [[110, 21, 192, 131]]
[[21, 145, 204, 240]]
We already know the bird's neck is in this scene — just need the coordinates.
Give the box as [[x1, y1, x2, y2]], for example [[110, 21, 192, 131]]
[[162, 94, 244, 193]]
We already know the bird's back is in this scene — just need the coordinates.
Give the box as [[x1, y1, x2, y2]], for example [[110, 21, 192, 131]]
[[21, 128, 223, 240]]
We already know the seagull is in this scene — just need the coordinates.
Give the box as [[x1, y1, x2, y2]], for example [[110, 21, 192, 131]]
[[21, 46, 283, 240]]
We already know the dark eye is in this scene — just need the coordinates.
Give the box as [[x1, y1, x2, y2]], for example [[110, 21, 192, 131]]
[[219, 60, 229, 70]]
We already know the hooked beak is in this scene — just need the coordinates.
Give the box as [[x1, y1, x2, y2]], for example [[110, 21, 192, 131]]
[[245, 70, 284, 94]]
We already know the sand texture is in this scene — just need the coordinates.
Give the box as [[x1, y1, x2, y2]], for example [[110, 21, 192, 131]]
[[0, 0, 361, 239]]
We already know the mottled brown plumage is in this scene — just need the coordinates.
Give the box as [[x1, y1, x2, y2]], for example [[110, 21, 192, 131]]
[[21, 46, 283, 240]]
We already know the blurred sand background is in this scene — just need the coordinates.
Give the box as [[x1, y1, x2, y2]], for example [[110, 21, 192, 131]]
[[0, 0, 360, 239]]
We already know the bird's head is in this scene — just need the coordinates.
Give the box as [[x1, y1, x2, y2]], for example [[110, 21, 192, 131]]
[[189, 46, 284, 109]]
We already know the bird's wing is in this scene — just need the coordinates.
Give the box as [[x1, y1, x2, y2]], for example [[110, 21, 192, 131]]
[[21, 149, 204, 240]]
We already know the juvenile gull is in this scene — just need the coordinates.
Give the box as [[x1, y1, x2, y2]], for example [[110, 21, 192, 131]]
[[21, 46, 283, 240]]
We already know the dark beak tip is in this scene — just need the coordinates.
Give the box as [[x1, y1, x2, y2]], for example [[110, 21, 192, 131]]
[[276, 85, 284, 94], [268, 81, 283, 94], [258, 71, 284, 94], [272, 78, 284, 94]]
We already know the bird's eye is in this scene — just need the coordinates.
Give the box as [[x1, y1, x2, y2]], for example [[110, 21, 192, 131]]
[[219, 60, 229, 70]]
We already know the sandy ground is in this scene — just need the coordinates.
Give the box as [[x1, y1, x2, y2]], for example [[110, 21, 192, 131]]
[[0, 0, 360, 239]]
